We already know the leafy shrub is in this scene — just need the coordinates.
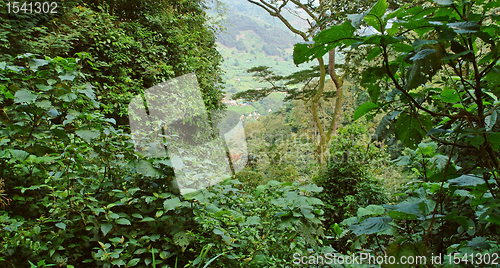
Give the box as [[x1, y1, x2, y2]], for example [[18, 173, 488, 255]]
[[235, 169, 266, 188], [187, 179, 327, 267], [314, 162, 387, 227], [0, 53, 202, 267], [0, 53, 330, 268], [1, 1, 225, 124]]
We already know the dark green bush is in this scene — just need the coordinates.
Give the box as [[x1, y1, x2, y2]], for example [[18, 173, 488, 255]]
[[314, 162, 387, 227], [188, 179, 327, 268], [0, 53, 330, 268], [0, 53, 200, 268], [313, 123, 389, 230]]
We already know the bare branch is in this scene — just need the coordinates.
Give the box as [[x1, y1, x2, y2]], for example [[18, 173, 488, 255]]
[[248, 0, 308, 40]]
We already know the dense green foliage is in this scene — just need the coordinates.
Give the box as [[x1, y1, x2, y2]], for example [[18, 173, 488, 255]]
[[295, 0, 500, 264], [314, 124, 390, 224], [0, 53, 327, 267], [2, 0, 500, 266], [1, 0, 225, 124]]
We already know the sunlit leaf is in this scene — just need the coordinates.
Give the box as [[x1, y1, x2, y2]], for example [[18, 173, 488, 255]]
[[14, 89, 38, 104], [448, 175, 485, 186], [164, 197, 182, 211]]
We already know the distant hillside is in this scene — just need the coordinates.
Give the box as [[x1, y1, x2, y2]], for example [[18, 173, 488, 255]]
[[217, 14, 296, 56], [206, 0, 317, 119]]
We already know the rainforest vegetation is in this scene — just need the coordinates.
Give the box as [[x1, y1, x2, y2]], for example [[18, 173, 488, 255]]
[[0, 0, 499, 267]]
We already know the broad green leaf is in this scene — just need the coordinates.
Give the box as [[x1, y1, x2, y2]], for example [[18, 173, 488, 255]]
[[357, 205, 385, 218], [384, 201, 423, 218], [467, 237, 491, 249], [157, 159, 173, 167], [386, 4, 410, 20], [395, 113, 432, 149], [364, 0, 389, 32], [314, 21, 357, 44], [34, 156, 57, 164], [79, 84, 96, 100], [75, 129, 100, 143], [349, 216, 392, 235], [254, 184, 267, 197], [55, 222, 66, 230], [469, 135, 485, 148], [47, 79, 57, 85], [108, 213, 120, 219], [63, 114, 77, 125], [293, 22, 358, 65], [448, 175, 485, 186], [332, 223, 343, 236], [368, 0, 389, 19], [136, 160, 161, 177], [353, 102, 379, 120], [387, 23, 399, 35], [485, 111, 497, 130], [59, 74, 76, 81], [61, 93, 78, 102], [10, 149, 29, 161], [467, 219, 476, 236], [412, 39, 438, 49], [14, 89, 38, 103], [213, 229, 224, 236], [430, 155, 449, 170], [406, 48, 442, 90], [485, 209, 500, 225], [127, 259, 141, 267], [243, 216, 261, 226], [410, 49, 437, 61], [28, 59, 49, 71], [440, 89, 460, 103], [433, 0, 452, 5], [297, 184, 323, 193], [391, 43, 414, 52], [170, 156, 185, 170], [347, 13, 366, 28], [150, 234, 160, 241], [448, 21, 480, 34], [7, 65, 24, 72], [393, 155, 410, 166], [418, 142, 437, 155], [489, 132, 500, 151], [116, 218, 131, 225], [111, 260, 125, 266], [301, 208, 315, 219], [21, 184, 51, 193], [366, 47, 382, 61], [35, 100, 52, 109], [109, 237, 122, 243], [361, 67, 385, 103], [173, 231, 193, 249], [427, 128, 452, 135], [101, 223, 113, 236], [163, 197, 182, 211]]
